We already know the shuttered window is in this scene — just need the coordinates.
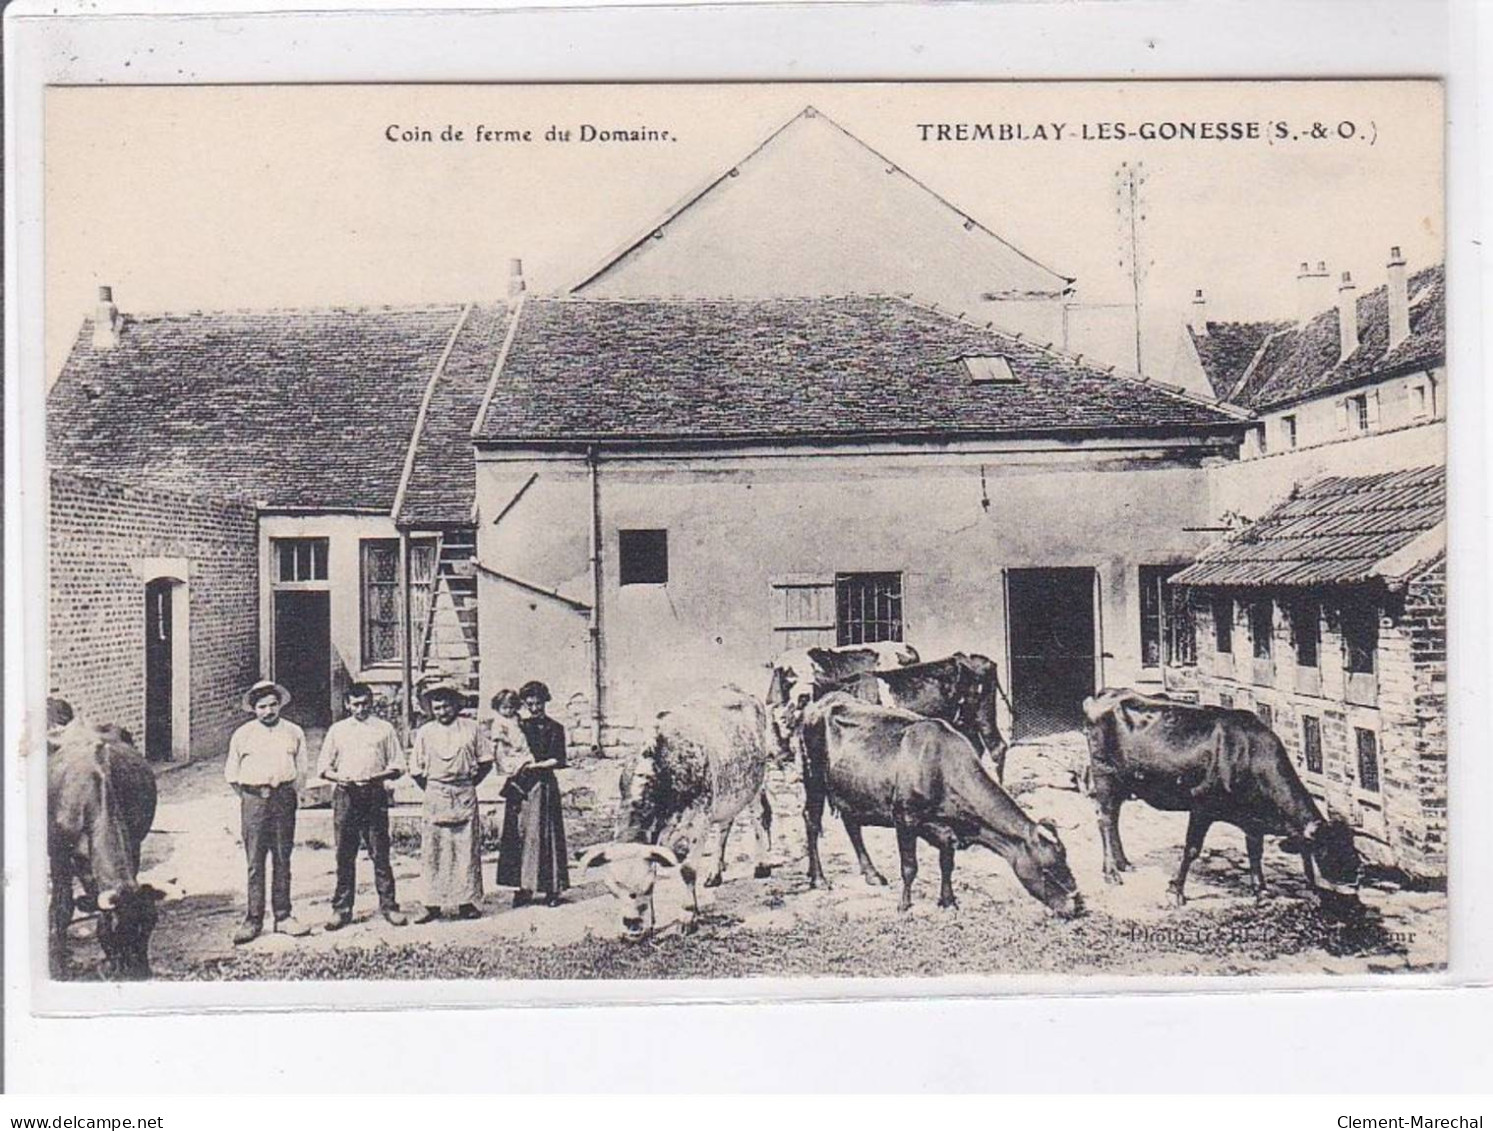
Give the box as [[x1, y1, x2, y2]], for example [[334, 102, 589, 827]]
[[768, 576, 837, 651]]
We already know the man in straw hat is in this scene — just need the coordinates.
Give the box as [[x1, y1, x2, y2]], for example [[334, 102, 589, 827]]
[[224, 679, 311, 944], [408, 679, 492, 923]]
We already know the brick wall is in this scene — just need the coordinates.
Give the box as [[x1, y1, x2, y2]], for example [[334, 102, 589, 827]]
[[49, 470, 260, 761], [1182, 570, 1446, 880]]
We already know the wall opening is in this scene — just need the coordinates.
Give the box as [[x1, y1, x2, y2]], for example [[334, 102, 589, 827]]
[[1005, 567, 1097, 740], [142, 564, 191, 762], [273, 591, 332, 728]]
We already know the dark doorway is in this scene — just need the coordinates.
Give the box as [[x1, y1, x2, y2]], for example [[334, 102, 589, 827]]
[[1006, 567, 1097, 740], [144, 579, 175, 761], [273, 591, 331, 728]]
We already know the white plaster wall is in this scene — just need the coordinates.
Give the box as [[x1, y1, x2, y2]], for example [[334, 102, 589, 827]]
[[476, 442, 1225, 732]]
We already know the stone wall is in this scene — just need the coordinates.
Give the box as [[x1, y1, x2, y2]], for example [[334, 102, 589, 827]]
[[1181, 563, 1446, 880]]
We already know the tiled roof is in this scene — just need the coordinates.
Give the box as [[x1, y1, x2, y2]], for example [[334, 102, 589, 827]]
[[1226, 265, 1444, 412], [395, 302, 511, 526], [1171, 465, 1445, 589], [1188, 320, 1292, 400], [48, 305, 473, 511], [474, 296, 1246, 445]]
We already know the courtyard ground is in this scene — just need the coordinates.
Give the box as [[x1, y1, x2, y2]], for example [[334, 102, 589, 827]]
[[57, 732, 1446, 983]]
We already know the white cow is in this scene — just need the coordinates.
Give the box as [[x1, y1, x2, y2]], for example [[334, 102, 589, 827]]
[[579, 686, 773, 938]]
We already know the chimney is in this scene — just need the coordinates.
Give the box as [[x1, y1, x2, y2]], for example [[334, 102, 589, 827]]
[[92, 285, 120, 349], [1386, 245, 1410, 350], [1337, 271, 1359, 360], [1188, 288, 1208, 336], [507, 258, 526, 304], [1296, 259, 1331, 326]]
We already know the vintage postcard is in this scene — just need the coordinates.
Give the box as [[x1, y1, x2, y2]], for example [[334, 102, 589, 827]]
[[35, 79, 1448, 1003]]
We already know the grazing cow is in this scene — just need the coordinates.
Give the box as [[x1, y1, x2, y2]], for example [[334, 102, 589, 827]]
[[48, 715, 163, 979], [1081, 688, 1373, 906], [874, 653, 1009, 782], [799, 693, 1082, 917], [765, 641, 920, 760], [579, 686, 773, 938]]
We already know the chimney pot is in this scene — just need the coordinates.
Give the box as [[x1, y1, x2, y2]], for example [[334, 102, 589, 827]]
[[507, 258, 526, 303], [1337, 270, 1359, 360], [1296, 259, 1331, 326], [1188, 288, 1208, 336], [1386, 245, 1410, 349], [92, 284, 121, 349]]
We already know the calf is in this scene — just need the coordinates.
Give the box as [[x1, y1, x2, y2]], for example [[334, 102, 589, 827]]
[[1082, 688, 1373, 905]]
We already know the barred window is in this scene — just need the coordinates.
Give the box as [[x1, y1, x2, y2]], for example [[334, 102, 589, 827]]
[[1303, 715, 1323, 774], [836, 572, 903, 646], [1356, 728, 1380, 793], [275, 538, 328, 583]]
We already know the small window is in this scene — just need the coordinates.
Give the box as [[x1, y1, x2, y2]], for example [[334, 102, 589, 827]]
[[1342, 599, 1378, 675], [1303, 715, 1323, 774], [1282, 414, 1298, 449], [1349, 393, 1371, 433], [836, 572, 903, 645], [1249, 601, 1274, 660], [1218, 692, 1235, 710], [1213, 596, 1234, 655], [1257, 423, 1269, 456], [1257, 702, 1274, 731], [275, 538, 328, 583], [619, 530, 669, 586], [1356, 727, 1380, 793], [1409, 380, 1430, 420], [963, 355, 1018, 385], [1292, 599, 1320, 668]]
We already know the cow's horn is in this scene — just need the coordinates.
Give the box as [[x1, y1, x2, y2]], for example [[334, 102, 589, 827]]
[[1351, 829, 1391, 847], [577, 845, 616, 871]]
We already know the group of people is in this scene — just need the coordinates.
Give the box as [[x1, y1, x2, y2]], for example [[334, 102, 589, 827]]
[[221, 676, 572, 945]]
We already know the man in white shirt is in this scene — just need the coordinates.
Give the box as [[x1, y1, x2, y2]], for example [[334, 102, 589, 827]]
[[318, 683, 408, 930], [224, 679, 310, 944]]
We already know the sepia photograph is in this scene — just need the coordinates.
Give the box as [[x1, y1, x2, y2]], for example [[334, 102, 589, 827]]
[[36, 79, 1448, 998]]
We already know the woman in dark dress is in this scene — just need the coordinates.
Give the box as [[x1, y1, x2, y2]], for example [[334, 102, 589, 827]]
[[495, 680, 570, 907]]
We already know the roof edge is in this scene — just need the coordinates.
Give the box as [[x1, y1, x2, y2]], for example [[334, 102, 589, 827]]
[[391, 303, 472, 522], [471, 295, 527, 441]]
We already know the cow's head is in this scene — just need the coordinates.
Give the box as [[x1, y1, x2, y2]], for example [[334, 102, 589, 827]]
[[95, 883, 163, 980], [1281, 819, 1364, 891], [1007, 820, 1084, 918], [578, 843, 683, 939], [952, 655, 1007, 763]]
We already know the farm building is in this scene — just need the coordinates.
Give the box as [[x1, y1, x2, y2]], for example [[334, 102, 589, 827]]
[[1170, 466, 1446, 881], [47, 290, 512, 757]]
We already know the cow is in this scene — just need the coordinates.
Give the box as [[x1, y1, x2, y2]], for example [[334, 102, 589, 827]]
[[799, 692, 1083, 917], [765, 641, 920, 761], [578, 686, 774, 939], [48, 713, 163, 979], [1081, 688, 1376, 906], [874, 653, 1009, 782]]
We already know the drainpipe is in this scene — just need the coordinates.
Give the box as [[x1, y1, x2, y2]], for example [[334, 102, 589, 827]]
[[588, 445, 604, 748], [400, 529, 413, 738]]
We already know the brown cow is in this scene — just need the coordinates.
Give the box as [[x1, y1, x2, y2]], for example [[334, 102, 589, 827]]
[[1082, 688, 1374, 906], [874, 653, 1009, 781], [48, 715, 163, 979], [799, 693, 1082, 916]]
